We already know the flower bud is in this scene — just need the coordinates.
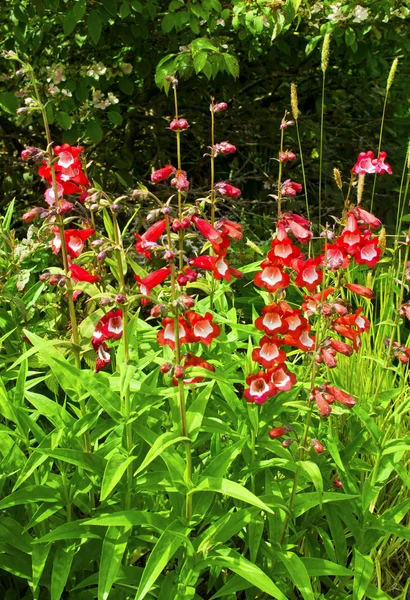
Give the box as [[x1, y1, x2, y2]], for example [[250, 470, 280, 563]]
[[48, 275, 60, 286], [23, 207, 42, 223], [179, 294, 195, 309], [180, 217, 191, 229], [21, 147, 43, 161], [164, 250, 175, 261], [213, 102, 228, 113], [334, 477, 343, 489], [58, 278, 66, 287], [89, 203, 99, 212], [57, 201, 74, 214], [269, 426, 287, 439], [91, 239, 105, 248], [161, 206, 171, 215], [39, 272, 51, 281], [99, 297, 113, 307], [172, 220, 182, 232], [97, 250, 106, 262], [177, 274, 188, 286], [160, 362, 172, 374], [111, 204, 119, 213], [281, 439, 294, 449], [150, 304, 168, 318], [174, 365, 185, 379], [115, 294, 126, 304], [311, 439, 324, 454]]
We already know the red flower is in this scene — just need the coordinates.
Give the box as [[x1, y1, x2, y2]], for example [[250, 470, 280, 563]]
[[157, 317, 191, 350], [95, 343, 111, 373], [254, 262, 290, 293], [294, 258, 323, 292], [151, 165, 175, 183], [329, 339, 353, 356], [283, 327, 315, 352], [170, 169, 190, 191], [215, 141, 236, 155], [353, 207, 381, 229], [92, 309, 123, 352], [68, 260, 100, 283], [54, 144, 84, 168], [186, 311, 220, 346], [214, 181, 241, 199], [51, 227, 95, 257], [216, 218, 243, 241], [255, 304, 289, 336], [243, 372, 277, 404], [268, 364, 296, 392], [282, 213, 312, 244], [312, 389, 333, 417], [325, 384, 356, 408], [311, 439, 324, 454], [213, 102, 228, 113], [351, 150, 392, 175], [134, 267, 171, 304], [354, 240, 381, 268], [281, 180, 303, 197], [345, 283, 374, 299], [279, 151, 296, 162], [169, 119, 189, 131], [135, 219, 167, 258], [323, 245, 350, 270], [252, 336, 286, 368], [173, 353, 215, 386], [333, 307, 370, 333], [269, 426, 289, 439]]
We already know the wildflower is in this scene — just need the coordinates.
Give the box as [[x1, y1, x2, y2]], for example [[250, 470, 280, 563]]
[[284, 327, 315, 352], [170, 169, 190, 191], [214, 141, 236, 155], [255, 304, 289, 336], [400, 301, 410, 321], [173, 353, 215, 385], [212, 102, 228, 112], [135, 219, 167, 259], [134, 267, 171, 304], [268, 425, 291, 439], [311, 439, 324, 454], [353, 207, 381, 229], [281, 179, 303, 197], [282, 439, 294, 448], [95, 343, 111, 373], [192, 216, 225, 249], [268, 364, 296, 391], [186, 311, 221, 346], [151, 165, 175, 183], [254, 261, 290, 293], [214, 182, 241, 199], [280, 120, 295, 130], [345, 283, 374, 299], [68, 260, 100, 283], [51, 227, 95, 257], [279, 151, 296, 162], [243, 372, 277, 404], [294, 258, 323, 292], [21, 147, 43, 161], [216, 218, 243, 241], [351, 151, 392, 175], [328, 339, 353, 356], [252, 336, 286, 368], [282, 213, 312, 243], [157, 316, 191, 350], [169, 118, 190, 131]]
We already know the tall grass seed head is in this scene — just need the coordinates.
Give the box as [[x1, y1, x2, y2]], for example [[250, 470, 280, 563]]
[[290, 83, 298, 121], [333, 168, 343, 190], [387, 57, 399, 92], [357, 174, 365, 205], [321, 33, 331, 73], [378, 227, 386, 254]]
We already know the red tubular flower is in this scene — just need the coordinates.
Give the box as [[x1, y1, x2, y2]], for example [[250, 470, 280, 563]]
[[213, 102, 228, 112], [334, 307, 370, 333], [374, 151, 392, 174], [68, 261, 100, 283], [216, 218, 243, 241], [186, 311, 220, 346], [282, 213, 312, 244], [215, 141, 236, 155], [324, 245, 350, 270], [269, 426, 288, 439], [345, 283, 374, 299], [329, 339, 353, 356], [294, 258, 323, 292], [354, 239, 381, 268], [268, 365, 296, 392], [243, 372, 277, 404], [353, 207, 381, 229], [157, 316, 192, 350], [173, 353, 215, 386], [151, 165, 175, 183], [170, 169, 190, 191], [279, 151, 296, 162], [254, 262, 290, 293], [214, 182, 241, 199], [213, 252, 243, 282], [92, 309, 123, 354], [51, 227, 95, 257], [95, 343, 111, 373], [351, 151, 375, 174], [192, 216, 225, 249], [134, 267, 171, 304], [284, 327, 315, 352], [255, 304, 288, 336], [311, 439, 324, 454], [252, 336, 286, 368], [319, 347, 338, 368], [169, 118, 189, 131], [135, 219, 167, 259], [312, 388, 333, 417], [281, 180, 303, 198], [325, 384, 356, 408]]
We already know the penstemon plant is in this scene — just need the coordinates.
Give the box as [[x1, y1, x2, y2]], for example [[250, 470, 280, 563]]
[[0, 54, 409, 600]]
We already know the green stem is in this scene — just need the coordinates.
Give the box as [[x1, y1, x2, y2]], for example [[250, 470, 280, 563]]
[[112, 212, 133, 510], [173, 84, 184, 271], [277, 123, 285, 219], [295, 120, 309, 222], [165, 215, 192, 521], [318, 71, 326, 227], [370, 91, 389, 214]]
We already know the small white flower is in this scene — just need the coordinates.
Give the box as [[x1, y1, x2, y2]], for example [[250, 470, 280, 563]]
[[107, 92, 119, 104], [352, 5, 369, 22], [61, 89, 72, 97], [120, 62, 133, 74], [328, 1, 344, 21]]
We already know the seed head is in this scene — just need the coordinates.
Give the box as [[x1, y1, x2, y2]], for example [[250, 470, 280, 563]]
[[333, 168, 343, 190], [387, 58, 399, 92], [357, 174, 365, 205], [378, 226, 386, 255], [290, 83, 298, 121], [321, 34, 331, 73]]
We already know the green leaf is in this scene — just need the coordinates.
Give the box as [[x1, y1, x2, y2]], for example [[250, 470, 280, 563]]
[[209, 547, 287, 600], [86, 119, 104, 144], [36, 448, 105, 475], [186, 381, 214, 441], [193, 52, 208, 74], [345, 27, 356, 47], [56, 111, 72, 130], [101, 453, 136, 501], [298, 460, 323, 508], [99, 526, 131, 600], [190, 476, 274, 513], [108, 110, 123, 126], [102, 0, 117, 16], [63, 0, 86, 35], [353, 549, 373, 600], [134, 431, 189, 476], [134, 522, 187, 600], [223, 54, 239, 78], [32, 543, 52, 592], [81, 510, 168, 531], [0, 485, 60, 510], [197, 507, 260, 553], [51, 544, 76, 600], [88, 10, 102, 44], [277, 551, 315, 600], [0, 92, 20, 114]]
